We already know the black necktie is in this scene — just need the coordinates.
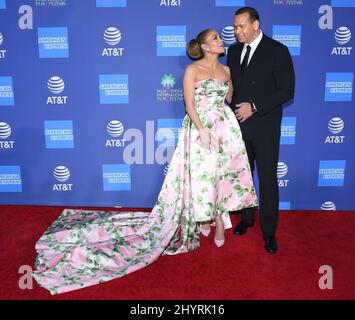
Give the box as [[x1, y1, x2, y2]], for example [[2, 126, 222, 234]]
[[241, 45, 251, 76]]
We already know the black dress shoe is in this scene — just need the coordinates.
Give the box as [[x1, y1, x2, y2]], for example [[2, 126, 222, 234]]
[[234, 220, 254, 236], [263, 236, 278, 254]]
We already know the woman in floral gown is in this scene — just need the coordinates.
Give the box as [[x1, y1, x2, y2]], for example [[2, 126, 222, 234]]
[[32, 29, 257, 295]]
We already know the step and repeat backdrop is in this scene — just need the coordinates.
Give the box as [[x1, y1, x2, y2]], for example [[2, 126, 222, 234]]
[[0, 0, 354, 210]]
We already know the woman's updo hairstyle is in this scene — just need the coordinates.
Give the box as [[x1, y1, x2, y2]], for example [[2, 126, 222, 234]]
[[187, 29, 213, 59]]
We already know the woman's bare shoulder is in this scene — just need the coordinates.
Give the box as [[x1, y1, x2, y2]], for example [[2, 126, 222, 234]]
[[221, 64, 231, 74], [184, 63, 201, 78]]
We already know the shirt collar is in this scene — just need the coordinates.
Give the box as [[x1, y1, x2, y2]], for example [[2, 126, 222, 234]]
[[244, 30, 263, 51]]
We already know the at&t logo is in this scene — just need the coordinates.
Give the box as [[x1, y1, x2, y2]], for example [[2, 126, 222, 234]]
[[331, 26, 352, 55], [220, 26, 236, 55], [163, 165, 170, 176], [46, 76, 68, 105], [318, 6, 352, 55], [0, 122, 14, 149], [277, 162, 289, 187], [325, 117, 345, 144], [160, 0, 181, 6], [105, 120, 127, 147], [52, 166, 72, 191], [0, 32, 6, 59], [102, 27, 124, 57], [321, 201, 336, 211]]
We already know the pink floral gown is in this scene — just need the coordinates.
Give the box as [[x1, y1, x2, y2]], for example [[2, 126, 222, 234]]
[[32, 78, 257, 295]]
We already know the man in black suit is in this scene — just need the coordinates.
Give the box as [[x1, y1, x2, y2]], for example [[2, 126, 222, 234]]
[[227, 7, 295, 253]]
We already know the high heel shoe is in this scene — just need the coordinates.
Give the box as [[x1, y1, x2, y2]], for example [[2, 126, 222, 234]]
[[214, 215, 225, 247], [214, 237, 225, 248], [200, 225, 211, 237]]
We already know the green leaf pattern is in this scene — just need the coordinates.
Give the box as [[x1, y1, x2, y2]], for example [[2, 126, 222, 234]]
[[32, 78, 257, 295]]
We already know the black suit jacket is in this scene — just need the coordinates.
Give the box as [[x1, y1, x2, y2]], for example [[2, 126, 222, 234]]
[[227, 34, 295, 140]]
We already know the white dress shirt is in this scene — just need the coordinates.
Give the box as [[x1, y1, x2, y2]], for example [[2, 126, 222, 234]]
[[239, 31, 263, 112], [240, 31, 263, 66]]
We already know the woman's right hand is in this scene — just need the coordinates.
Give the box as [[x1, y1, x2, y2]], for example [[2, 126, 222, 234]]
[[198, 128, 211, 149]]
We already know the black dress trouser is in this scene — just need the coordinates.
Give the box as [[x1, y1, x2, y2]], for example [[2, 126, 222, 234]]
[[241, 129, 281, 237]]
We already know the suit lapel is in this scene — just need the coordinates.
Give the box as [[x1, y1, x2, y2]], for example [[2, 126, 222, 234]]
[[230, 44, 243, 89], [231, 44, 243, 73], [244, 34, 267, 75], [236, 44, 243, 68]]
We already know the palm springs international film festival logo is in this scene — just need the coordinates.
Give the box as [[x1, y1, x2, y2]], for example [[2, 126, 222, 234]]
[[277, 161, 289, 187], [0, 122, 14, 149], [52, 165, 72, 192], [325, 117, 345, 144], [0, 32, 6, 59], [220, 26, 236, 55], [47, 76, 68, 105], [105, 120, 127, 148], [157, 74, 183, 102], [321, 201, 336, 211], [332, 26, 352, 55], [35, 0, 67, 6], [273, 0, 303, 5], [102, 27, 124, 57]]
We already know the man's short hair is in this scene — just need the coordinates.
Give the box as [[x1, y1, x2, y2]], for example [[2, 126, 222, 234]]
[[235, 7, 260, 23]]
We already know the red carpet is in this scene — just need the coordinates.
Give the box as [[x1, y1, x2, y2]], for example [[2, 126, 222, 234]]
[[0, 205, 354, 300]]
